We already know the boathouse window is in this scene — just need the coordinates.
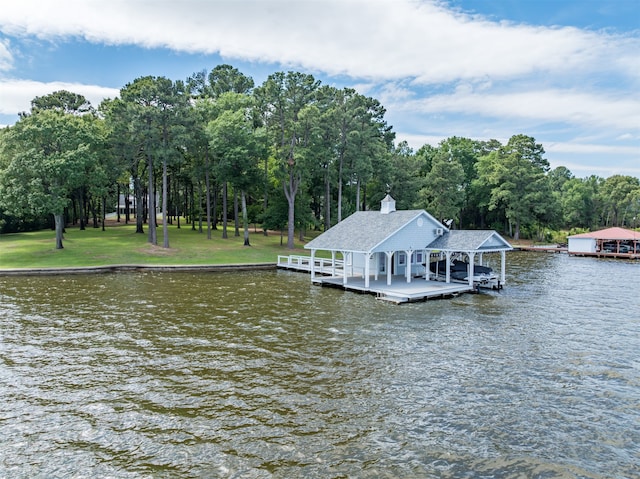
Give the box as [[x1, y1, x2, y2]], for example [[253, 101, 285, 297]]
[[398, 253, 406, 265], [412, 251, 423, 264]]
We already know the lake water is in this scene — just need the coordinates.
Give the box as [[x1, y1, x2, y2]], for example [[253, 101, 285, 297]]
[[0, 252, 638, 478]]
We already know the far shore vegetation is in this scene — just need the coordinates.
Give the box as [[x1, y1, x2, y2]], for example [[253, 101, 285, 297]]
[[2, 65, 640, 258]]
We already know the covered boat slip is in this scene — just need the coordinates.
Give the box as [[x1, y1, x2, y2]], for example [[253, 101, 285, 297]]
[[567, 227, 640, 259]]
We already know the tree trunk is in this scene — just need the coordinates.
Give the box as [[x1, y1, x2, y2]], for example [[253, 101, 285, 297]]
[[197, 181, 203, 233], [78, 190, 86, 230], [54, 213, 64, 249], [205, 148, 212, 240], [191, 183, 196, 231], [234, 188, 240, 237], [337, 155, 344, 223], [212, 182, 218, 230], [263, 157, 269, 236], [325, 171, 331, 230], [134, 177, 144, 233], [162, 157, 169, 248], [101, 196, 106, 232], [147, 156, 157, 245], [117, 184, 121, 223], [284, 170, 299, 250], [222, 182, 228, 239], [242, 190, 250, 246]]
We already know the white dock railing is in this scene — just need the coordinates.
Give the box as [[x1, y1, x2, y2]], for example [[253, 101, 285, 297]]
[[277, 255, 346, 276]]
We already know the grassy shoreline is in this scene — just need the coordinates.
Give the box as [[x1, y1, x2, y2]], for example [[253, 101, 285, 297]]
[[0, 222, 308, 271]]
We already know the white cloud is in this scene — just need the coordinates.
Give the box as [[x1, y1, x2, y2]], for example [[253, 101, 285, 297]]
[[545, 142, 640, 156], [0, 79, 119, 115], [0, 38, 13, 71], [394, 88, 640, 132], [0, 0, 637, 84], [1, 0, 638, 178]]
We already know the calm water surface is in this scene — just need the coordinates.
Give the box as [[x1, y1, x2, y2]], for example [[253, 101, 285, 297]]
[[0, 252, 638, 478]]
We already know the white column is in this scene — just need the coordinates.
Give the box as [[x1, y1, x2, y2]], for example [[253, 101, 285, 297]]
[[374, 252, 379, 281], [331, 251, 336, 277], [405, 249, 413, 283], [424, 250, 430, 281], [445, 251, 452, 283], [386, 252, 393, 285], [467, 252, 475, 288], [310, 249, 316, 281], [478, 252, 484, 266], [364, 252, 371, 288], [342, 251, 348, 285], [501, 250, 506, 285]]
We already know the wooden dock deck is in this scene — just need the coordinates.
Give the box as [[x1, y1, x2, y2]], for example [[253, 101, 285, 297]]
[[318, 276, 473, 303], [278, 255, 473, 303], [513, 246, 639, 259]]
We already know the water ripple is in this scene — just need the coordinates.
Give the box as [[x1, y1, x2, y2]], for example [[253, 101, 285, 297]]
[[1, 254, 639, 478]]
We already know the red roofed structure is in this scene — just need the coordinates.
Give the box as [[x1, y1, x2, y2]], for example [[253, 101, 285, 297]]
[[568, 227, 640, 257]]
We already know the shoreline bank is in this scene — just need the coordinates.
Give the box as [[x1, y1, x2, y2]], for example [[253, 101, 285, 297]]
[[0, 262, 277, 276]]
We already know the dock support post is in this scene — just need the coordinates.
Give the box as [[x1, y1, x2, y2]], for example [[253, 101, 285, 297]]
[[331, 251, 336, 277], [500, 250, 506, 284], [364, 252, 372, 288], [342, 251, 349, 285], [467, 252, 475, 288], [310, 249, 316, 281]]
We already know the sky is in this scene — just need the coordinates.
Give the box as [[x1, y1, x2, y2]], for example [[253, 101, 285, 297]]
[[0, 0, 638, 178]]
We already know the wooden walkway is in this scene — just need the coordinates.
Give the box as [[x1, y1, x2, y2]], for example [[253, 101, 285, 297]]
[[514, 246, 639, 259], [277, 255, 473, 303]]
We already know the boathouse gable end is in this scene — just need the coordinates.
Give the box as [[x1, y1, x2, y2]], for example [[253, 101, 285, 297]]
[[374, 212, 443, 253], [426, 230, 512, 253]]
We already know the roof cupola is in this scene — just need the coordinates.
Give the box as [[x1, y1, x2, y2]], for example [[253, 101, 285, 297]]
[[380, 194, 396, 214]]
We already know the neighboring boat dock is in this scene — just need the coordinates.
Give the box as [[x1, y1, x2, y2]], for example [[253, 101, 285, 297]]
[[514, 244, 640, 259], [512, 245, 568, 253], [513, 228, 640, 260]]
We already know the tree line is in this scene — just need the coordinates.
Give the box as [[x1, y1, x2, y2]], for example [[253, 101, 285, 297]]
[[1, 64, 639, 249]]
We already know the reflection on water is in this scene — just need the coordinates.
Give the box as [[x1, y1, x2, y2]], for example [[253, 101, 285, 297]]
[[1, 252, 639, 478]]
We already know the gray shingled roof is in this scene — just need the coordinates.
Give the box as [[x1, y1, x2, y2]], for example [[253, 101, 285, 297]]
[[427, 230, 512, 251], [305, 210, 424, 252]]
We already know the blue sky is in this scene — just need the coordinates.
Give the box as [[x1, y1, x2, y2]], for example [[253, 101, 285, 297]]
[[1, 0, 638, 178]]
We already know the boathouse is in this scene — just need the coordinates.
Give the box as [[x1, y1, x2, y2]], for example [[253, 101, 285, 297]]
[[281, 195, 512, 302], [568, 227, 640, 258]]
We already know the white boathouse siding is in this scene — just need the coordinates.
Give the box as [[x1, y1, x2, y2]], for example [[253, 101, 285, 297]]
[[568, 237, 596, 253], [375, 214, 441, 253]]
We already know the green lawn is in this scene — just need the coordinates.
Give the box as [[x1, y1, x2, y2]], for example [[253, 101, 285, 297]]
[[0, 222, 311, 269]]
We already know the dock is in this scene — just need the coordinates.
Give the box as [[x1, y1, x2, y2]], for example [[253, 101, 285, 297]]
[[513, 245, 567, 253], [513, 245, 639, 259], [278, 255, 473, 303]]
